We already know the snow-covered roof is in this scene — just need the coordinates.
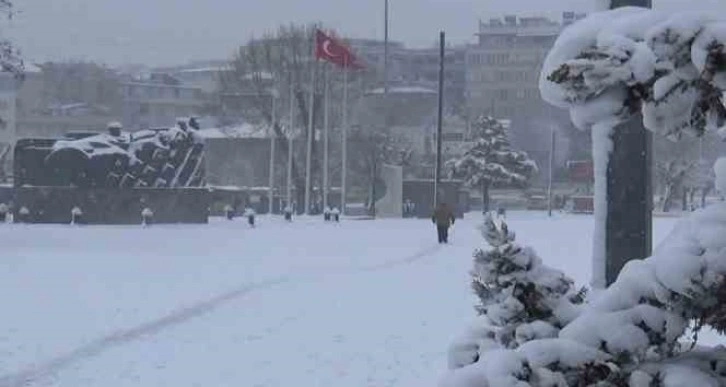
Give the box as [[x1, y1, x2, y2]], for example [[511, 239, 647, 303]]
[[242, 71, 274, 81], [196, 123, 270, 139], [178, 66, 232, 74]]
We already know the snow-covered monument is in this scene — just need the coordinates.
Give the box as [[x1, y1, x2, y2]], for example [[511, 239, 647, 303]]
[[11, 121, 209, 224]]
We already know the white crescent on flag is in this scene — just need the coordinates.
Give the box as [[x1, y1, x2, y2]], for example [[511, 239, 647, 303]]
[[322, 40, 339, 58]]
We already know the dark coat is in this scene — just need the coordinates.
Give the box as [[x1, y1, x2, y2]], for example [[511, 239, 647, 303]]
[[432, 204, 455, 227]]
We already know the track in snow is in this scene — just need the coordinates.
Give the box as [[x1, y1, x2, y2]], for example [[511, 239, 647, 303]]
[[0, 244, 442, 387]]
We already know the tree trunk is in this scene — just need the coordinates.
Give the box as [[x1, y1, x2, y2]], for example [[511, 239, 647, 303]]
[[661, 184, 673, 213], [370, 156, 377, 217], [481, 181, 490, 213], [702, 187, 711, 208]]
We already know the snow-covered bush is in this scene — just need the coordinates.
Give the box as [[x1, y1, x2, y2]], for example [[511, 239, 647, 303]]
[[442, 160, 726, 386]]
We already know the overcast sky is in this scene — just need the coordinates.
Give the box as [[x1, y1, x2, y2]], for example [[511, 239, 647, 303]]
[[7, 0, 726, 67]]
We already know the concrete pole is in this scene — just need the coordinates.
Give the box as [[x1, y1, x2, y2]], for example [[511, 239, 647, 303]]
[[603, 0, 653, 286]]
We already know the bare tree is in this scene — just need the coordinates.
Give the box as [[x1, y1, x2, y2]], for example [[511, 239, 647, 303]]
[[0, 0, 21, 182], [348, 125, 411, 211], [0, 0, 21, 78], [219, 24, 373, 208]]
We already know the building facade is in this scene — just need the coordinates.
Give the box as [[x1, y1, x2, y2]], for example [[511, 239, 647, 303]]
[[465, 12, 586, 185], [466, 15, 563, 119], [121, 73, 205, 130], [350, 39, 467, 114]]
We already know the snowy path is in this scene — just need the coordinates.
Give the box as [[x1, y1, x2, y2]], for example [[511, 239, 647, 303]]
[[0, 213, 687, 386]]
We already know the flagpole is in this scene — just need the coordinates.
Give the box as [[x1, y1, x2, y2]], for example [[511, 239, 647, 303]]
[[268, 91, 277, 215], [305, 32, 316, 215], [342, 58, 349, 216], [287, 82, 295, 210], [323, 63, 330, 212]]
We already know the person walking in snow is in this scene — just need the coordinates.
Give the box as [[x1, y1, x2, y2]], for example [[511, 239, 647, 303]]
[[323, 206, 331, 221], [244, 207, 256, 227], [0, 202, 8, 223], [284, 205, 293, 222], [432, 202, 455, 244], [331, 207, 340, 222], [224, 204, 235, 220]]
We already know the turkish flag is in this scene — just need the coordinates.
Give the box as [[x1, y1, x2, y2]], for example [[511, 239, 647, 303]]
[[315, 29, 363, 69]]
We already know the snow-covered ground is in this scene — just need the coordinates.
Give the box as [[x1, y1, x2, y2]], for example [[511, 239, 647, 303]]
[[0, 212, 704, 386]]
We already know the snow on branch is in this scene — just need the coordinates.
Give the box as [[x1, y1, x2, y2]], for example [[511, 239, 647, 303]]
[[540, 8, 726, 139], [442, 161, 726, 386]]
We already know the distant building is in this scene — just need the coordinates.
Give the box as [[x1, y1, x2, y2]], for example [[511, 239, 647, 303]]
[[173, 66, 231, 95], [466, 14, 562, 119], [349, 39, 467, 114], [465, 12, 586, 186], [121, 72, 205, 129], [15, 63, 121, 139]]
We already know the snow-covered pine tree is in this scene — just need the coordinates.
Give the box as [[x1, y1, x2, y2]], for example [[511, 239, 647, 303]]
[[443, 160, 726, 387], [447, 213, 585, 373], [448, 116, 537, 213]]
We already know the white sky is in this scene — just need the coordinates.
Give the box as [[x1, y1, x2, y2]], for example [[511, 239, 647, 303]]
[[7, 0, 726, 67]]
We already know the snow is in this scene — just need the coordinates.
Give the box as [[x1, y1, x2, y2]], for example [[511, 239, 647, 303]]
[[367, 86, 437, 95], [0, 213, 694, 386], [517, 338, 610, 368], [196, 124, 269, 139], [590, 122, 614, 289], [715, 157, 726, 194]]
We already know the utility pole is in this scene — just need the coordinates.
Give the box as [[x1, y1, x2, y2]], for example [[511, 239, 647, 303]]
[[602, 0, 653, 286], [372, 0, 390, 218], [384, 0, 389, 95], [434, 31, 445, 208]]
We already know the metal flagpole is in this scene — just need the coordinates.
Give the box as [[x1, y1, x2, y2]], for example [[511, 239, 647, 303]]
[[341, 59, 349, 215], [434, 31, 445, 208], [268, 92, 277, 215], [323, 64, 330, 212], [305, 34, 316, 215], [287, 83, 295, 210]]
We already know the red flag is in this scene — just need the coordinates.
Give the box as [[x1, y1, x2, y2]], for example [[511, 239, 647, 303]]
[[315, 29, 363, 69]]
